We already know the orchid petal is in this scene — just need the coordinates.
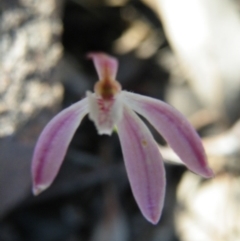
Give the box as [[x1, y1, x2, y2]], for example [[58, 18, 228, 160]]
[[122, 91, 213, 178], [87, 91, 123, 135], [87, 52, 118, 80], [32, 98, 88, 195], [117, 106, 166, 224]]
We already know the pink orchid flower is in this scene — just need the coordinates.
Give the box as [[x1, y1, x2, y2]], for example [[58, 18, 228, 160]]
[[32, 53, 213, 224]]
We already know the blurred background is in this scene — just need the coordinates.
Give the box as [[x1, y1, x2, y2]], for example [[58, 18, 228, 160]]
[[1, 0, 240, 240]]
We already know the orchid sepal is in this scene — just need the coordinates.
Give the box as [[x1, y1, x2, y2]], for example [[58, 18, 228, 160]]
[[117, 106, 166, 224], [122, 91, 213, 178], [32, 98, 88, 195], [87, 52, 118, 80]]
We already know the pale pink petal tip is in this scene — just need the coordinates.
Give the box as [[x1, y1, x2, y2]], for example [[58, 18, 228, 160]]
[[150, 217, 160, 225], [145, 211, 161, 225], [203, 166, 214, 178], [33, 184, 49, 196]]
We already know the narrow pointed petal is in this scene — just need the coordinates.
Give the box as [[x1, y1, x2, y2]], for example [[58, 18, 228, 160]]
[[32, 98, 88, 195], [117, 106, 166, 224], [87, 91, 123, 135], [122, 91, 213, 178], [87, 52, 118, 80]]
